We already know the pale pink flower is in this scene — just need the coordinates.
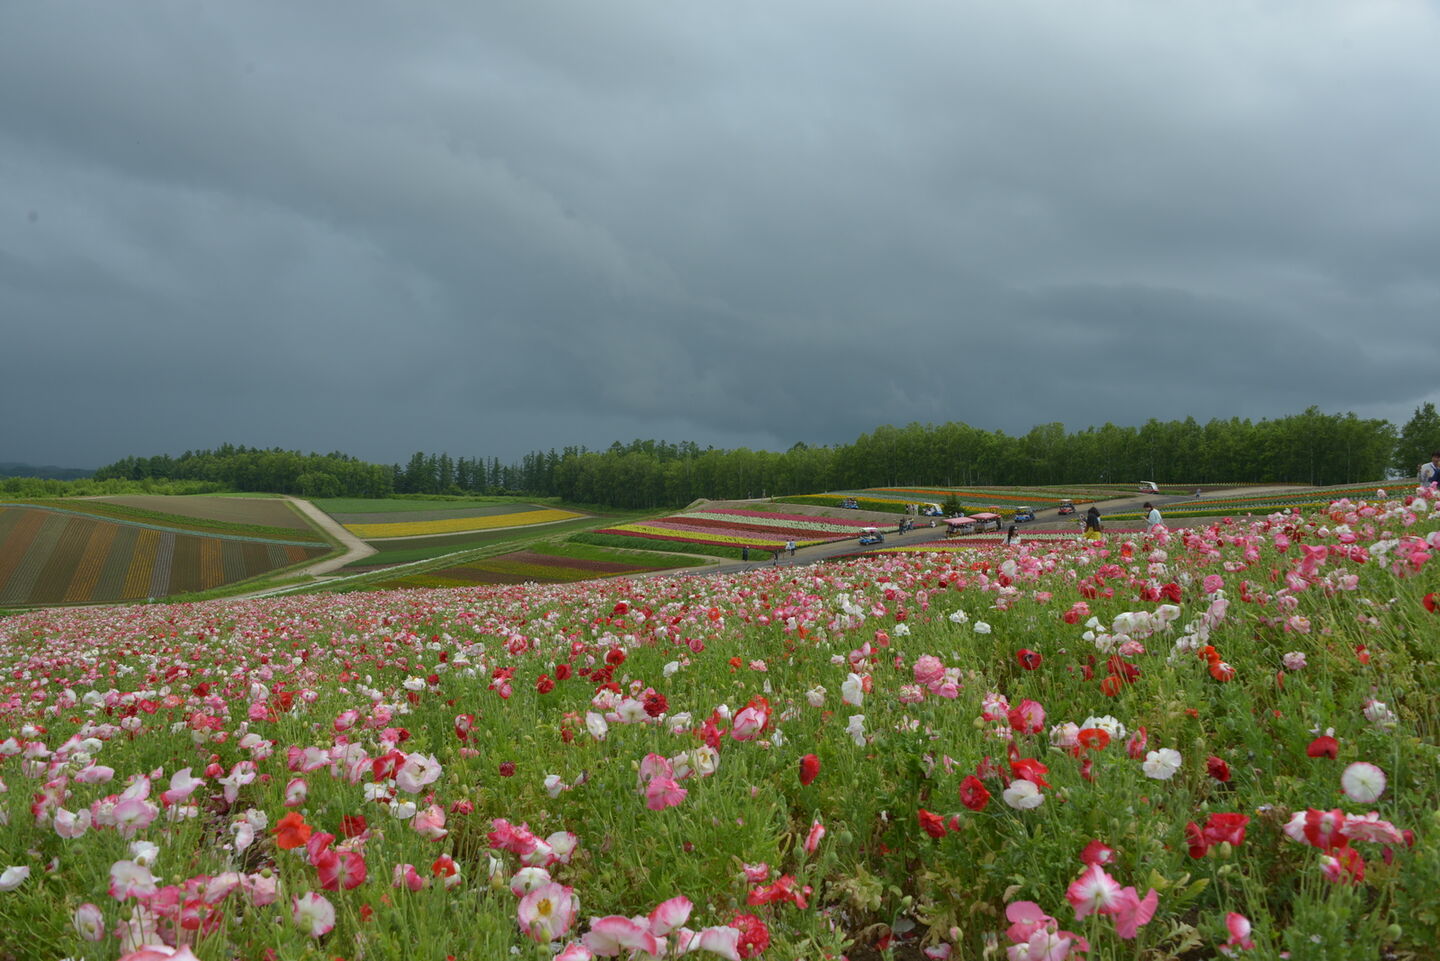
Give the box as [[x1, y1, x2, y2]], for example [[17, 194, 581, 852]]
[[113, 797, 158, 837], [648, 895, 693, 935], [731, 705, 767, 740], [291, 891, 336, 938], [54, 806, 92, 839], [394, 753, 442, 793], [108, 860, 158, 900], [684, 925, 742, 960], [283, 777, 308, 807], [1340, 762, 1386, 804], [73, 902, 106, 941], [510, 867, 553, 896], [1003, 779, 1044, 810], [412, 804, 448, 840], [555, 943, 596, 960], [159, 768, 203, 806], [517, 882, 579, 943], [583, 915, 661, 956], [0, 866, 30, 891]]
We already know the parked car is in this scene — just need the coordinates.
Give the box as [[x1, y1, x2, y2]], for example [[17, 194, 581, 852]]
[[1013, 506, 1036, 523]]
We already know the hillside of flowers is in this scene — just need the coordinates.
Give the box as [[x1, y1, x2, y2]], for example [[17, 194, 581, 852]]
[[2, 489, 1439, 961]]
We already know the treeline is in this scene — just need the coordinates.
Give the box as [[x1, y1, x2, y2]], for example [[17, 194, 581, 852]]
[[62, 404, 1440, 509], [94, 445, 395, 498]]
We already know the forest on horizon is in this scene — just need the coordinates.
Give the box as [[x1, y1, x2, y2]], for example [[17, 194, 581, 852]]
[[8, 404, 1439, 510]]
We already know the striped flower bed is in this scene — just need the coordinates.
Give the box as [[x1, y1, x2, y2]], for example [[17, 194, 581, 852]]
[[596, 508, 882, 552]]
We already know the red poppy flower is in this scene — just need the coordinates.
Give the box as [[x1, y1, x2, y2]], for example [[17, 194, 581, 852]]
[[1307, 735, 1339, 759], [917, 808, 949, 839], [1203, 812, 1250, 847], [1016, 649, 1043, 670], [1079, 839, 1115, 866], [535, 674, 555, 695], [1010, 758, 1051, 788], [340, 814, 368, 838], [959, 775, 991, 811], [1076, 728, 1111, 752], [730, 913, 771, 959], [1206, 756, 1231, 782], [1424, 593, 1437, 613], [273, 811, 313, 850], [799, 754, 820, 786]]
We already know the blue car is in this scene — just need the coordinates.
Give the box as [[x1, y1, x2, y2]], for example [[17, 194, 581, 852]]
[[1013, 507, 1036, 523]]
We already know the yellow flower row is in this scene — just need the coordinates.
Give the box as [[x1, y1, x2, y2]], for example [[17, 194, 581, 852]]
[[346, 509, 584, 539]]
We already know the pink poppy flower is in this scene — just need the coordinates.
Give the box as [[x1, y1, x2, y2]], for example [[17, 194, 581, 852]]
[[804, 819, 826, 854], [108, 860, 157, 901], [644, 776, 688, 811], [1079, 840, 1114, 867], [283, 777, 308, 807], [394, 753, 442, 793], [1111, 886, 1158, 938], [392, 863, 427, 891], [412, 803, 448, 840], [0, 866, 30, 892], [1219, 912, 1255, 954], [583, 915, 661, 956], [648, 895, 693, 935], [1066, 864, 1123, 920], [315, 849, 366, 891], [73, 902, 106, 941], [517, 882, 579, 943], [291, 891, 335, 938]]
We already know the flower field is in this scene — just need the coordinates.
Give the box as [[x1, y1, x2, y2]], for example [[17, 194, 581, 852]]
[[1106, 485, 1396, 522], [0, 507, 329, 606], [593, 509, 879, 553], [1, 490, 1439, 960], [341, 508, 586, 540]]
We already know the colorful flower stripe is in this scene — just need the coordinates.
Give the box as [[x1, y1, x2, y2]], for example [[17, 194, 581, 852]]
[[868, 487, 1073, 505], [697, 509, 877, 529], [684, 512, 876, 534], [346, 509, 584, 539], [664, 517, 863, 539], [595, 526, 829, 550]]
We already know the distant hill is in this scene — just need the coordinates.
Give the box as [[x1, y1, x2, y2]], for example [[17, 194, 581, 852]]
[[0, 462, 95, 480]]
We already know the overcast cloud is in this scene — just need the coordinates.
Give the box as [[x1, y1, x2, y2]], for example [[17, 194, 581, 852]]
[[3, 1, 1439, 469]]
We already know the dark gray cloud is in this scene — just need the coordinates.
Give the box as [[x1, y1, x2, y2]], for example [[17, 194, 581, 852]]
[[3, 1, 1438, 469]]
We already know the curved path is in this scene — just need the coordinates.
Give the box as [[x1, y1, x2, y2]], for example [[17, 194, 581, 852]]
[[280, 496, 376, 575]]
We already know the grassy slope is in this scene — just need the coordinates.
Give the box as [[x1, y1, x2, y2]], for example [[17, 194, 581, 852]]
[[3, 498, 327, 542]]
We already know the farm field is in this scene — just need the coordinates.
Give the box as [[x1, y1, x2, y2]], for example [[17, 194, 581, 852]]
[[325, 502, 586, 539], [588, 507, 881, 555], [93, 495, 316, 531], [4, 498, 328, 543], [1104, 482, 1393, 521], [0, 488, 1436, 958], [373, 544, 701, 589], [0, 505, 330, 605]]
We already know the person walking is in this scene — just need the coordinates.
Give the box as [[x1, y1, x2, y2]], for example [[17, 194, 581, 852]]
[[1144, 502, 1163, 529], [742, 546, 749, 562], [786, 540, 796, 557]]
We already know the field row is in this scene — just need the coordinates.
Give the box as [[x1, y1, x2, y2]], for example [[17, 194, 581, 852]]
[[344, 507, 586, 539], [0, 507, 328, 605]]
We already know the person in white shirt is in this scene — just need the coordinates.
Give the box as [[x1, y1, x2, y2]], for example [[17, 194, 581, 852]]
[[1144, 502, 1162, 528], [1420, 451, 1440, 489]]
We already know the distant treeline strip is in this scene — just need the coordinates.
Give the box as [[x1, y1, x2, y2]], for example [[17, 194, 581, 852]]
[[29, 403, 1440, 510]]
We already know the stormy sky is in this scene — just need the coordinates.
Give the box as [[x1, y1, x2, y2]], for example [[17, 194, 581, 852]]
[[3, 1, 1439, 470]]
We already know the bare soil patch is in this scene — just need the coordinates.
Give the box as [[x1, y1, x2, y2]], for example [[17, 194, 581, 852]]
[[96, 495, 313, 530]]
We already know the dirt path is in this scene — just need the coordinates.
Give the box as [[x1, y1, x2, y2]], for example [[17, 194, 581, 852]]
[[278, 497, 376, 575]]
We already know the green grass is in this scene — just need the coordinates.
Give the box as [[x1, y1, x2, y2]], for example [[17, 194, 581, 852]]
[[2, 498, 328, 543], [568, 531, 747, 560]]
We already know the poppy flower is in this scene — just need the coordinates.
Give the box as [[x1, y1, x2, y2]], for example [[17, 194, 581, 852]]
[[799, 754, 820, 786], [1206, 756, 1231, 782], [1077, 728, 1111, 752], [917, 808, 949, 839], [1010, 758, 1051, 788], [1424, 592, 1437, 613], [730, 913, 771, 959], [1307, 735, 1339, 759], [1016, 649, 1043, 670], [274, 812, 313, 850], [959, 775, 991, 812]]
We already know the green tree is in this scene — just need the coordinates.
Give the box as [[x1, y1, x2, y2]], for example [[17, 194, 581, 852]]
[[1392, 403, 1440, 478]]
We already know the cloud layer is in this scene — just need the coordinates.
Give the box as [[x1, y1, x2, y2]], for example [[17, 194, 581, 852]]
[[4, 1, 1438, 467]]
